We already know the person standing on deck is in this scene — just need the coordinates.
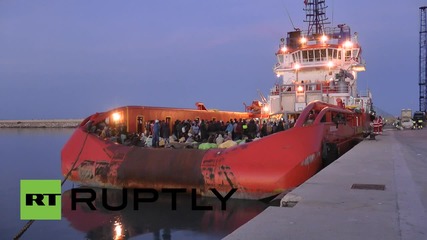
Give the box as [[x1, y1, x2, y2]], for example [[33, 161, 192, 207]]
[[161, 120, 170, 146], [190, 121, 200, 141], [225, 120, 234, 138], [137, 117, 143, 134], [200, 120, 208, 141], [153, 120, 160, 148], [247, 119, 257, 139], [261, 120, 268, 137], [235, 119, 243, 140]]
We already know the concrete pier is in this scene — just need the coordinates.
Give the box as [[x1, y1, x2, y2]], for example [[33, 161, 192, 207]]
[[0, 119, 83, 128], [224, 129, 427, 240]]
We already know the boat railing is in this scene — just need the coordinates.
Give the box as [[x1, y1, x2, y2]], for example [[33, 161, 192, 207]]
[[357, 90, 372, 98], [286, 26, 353, 49], [293, 101, 337, 126], [313, 106, 353, 125], [275, 57, 363, 72], [275, 61, 332, 71], [270, 82, 350, 96], [294, 100, 356, 128]]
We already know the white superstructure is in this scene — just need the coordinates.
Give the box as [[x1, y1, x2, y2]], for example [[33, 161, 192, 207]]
[[267, 1, 372, 116]]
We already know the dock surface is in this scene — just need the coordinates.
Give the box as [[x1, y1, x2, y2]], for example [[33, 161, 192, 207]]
[[224, 129, 427, 240]]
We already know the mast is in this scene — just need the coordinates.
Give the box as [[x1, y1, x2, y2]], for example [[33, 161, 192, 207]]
[[303, 0, 330, 35], [420, 6, 427, 112]]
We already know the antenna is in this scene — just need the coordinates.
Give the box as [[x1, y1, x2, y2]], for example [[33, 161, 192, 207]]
[[331, 0, 334, 27], [303, 0, 331, 35], [284, 5, 297, 31]]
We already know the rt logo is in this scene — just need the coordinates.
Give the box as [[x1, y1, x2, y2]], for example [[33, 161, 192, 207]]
[[20, 180, 61, 220]]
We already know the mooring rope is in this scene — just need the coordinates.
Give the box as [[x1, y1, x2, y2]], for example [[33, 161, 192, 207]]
[[14, 131, 90, 240], [61, 132, 90, 186]]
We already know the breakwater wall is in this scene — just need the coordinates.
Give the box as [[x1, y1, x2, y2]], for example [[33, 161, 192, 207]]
[[0, 119, 83, 128]]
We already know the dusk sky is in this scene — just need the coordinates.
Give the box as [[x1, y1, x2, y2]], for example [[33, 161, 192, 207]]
[[0, 0, 425, 119]]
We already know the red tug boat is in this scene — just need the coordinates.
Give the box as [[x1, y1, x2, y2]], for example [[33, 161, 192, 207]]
[[61, 0, 374, 200]]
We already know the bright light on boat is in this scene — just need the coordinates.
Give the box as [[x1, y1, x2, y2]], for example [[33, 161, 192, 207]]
[[300, 37, 307, 44], [276, 73, 281, 78], [112, 112, 122, 122], [263, 105, 270, 113], [281, 46, 287, 52], [327, 61, 334, 68], [294, 63, 301, 70], [352, 65, 366, 71], [297, 85, 304, 93], [343, 40, 353, 48], [320, 35, 328, 42]]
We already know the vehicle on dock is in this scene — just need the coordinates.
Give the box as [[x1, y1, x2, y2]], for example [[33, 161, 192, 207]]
[[412, 111, 426, 129], [61, 0, 372, 200], [400, 109, 414, 129]]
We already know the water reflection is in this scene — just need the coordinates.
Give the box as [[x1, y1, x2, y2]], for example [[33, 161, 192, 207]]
[[114, 218, 125, 240], [62, 187, 269, 240]]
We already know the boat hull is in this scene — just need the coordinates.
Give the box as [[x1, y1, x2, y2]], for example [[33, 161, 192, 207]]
[[61, 102, 364, 200]]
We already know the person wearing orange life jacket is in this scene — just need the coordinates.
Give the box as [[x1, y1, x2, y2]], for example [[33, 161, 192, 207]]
[[372, 117, 380, 134], [377, 116, 383, 134]]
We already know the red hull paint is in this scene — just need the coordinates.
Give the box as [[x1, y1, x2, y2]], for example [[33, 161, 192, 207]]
[[61, 101, 367, 200]]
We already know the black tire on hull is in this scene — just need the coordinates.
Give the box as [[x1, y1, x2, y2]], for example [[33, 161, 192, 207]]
[[321, 142, 339, 168]]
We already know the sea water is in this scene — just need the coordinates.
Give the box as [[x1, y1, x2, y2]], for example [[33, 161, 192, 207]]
[[0, 129, 267, 240]]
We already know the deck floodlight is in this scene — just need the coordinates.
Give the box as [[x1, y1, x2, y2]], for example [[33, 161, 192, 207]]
[[112, 112, 122, 122], [343, 41, 353, 48], [320, 35, 328, 42], [300, 37, 307, 44]]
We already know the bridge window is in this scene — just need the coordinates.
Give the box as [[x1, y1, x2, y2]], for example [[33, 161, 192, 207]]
[[352, 49, 359, 60], [277, 54, 284, 63], [302, 51, 308, 62], [321, 49, 327, 61], [292, 52, 301, 63], [328, 49, 333, 59], [345, 50, 351, 61], [308, 50, 314, 62], [314, 50, 320, 61]]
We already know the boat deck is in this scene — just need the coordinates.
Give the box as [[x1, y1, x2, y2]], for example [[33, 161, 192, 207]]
[[224, 128, 427, 240]]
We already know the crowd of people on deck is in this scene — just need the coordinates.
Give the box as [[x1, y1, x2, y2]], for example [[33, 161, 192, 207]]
[[86, 117, 294, 148]]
